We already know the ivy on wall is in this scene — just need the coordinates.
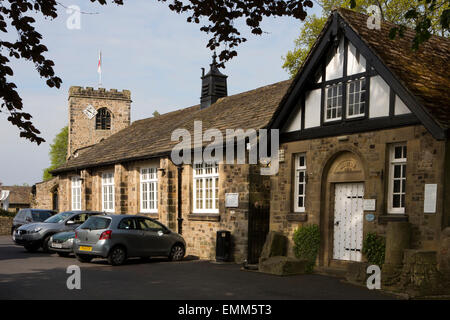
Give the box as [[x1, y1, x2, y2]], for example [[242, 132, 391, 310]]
[[293, 224, 321, 273], [362, 232, 386, 267]]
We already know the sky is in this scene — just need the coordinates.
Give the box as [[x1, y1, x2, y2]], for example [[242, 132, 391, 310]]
[[0, 1, 321, 186]]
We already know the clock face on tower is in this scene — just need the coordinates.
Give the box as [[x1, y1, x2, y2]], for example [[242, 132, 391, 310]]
[[83, 104, 98, 119]]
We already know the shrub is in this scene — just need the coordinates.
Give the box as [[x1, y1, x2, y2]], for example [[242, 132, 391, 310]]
[[293, 224, 320, 273], [362, 232, 386, 267]]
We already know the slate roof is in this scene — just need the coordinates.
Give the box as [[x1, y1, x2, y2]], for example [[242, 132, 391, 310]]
[[53, 80, 292, 173], [337, 8, 450, 129], [0, 186, 31, 205]]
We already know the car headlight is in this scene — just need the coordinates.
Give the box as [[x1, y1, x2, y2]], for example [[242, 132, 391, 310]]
[[30, 227, 42, 233]]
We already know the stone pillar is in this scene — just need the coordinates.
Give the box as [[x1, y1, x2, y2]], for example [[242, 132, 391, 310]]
[[382, 221, 411, 286], [385, 222, 411, 265]]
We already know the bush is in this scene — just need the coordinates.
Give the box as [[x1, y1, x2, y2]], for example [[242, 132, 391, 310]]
[[362, 232, 386, 267], [293, 224, 320, 273]]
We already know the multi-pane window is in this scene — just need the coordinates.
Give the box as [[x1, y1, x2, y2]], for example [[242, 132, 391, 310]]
[[325, 83, 343, 122], [95, 108, 111, 130], [347, 78, 366, 118], [102, 172, 114, 213], [71, 176, 82, 211], [140, 167, 158, 213], [388, 144, 407, 214], [294, 154, 306, 212], [193, 162, 219, 213]]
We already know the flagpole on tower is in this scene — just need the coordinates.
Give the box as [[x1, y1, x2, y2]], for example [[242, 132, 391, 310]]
[[97, 50, 102, 88]]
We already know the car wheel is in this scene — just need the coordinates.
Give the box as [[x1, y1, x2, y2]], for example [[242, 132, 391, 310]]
[[24, 244, 39, 253], [169, 244, 185, 261], [76, 254, 93, 263], [108, 246, 127, 266], [11, 228, 16, 241], [42, 235, 52, 253], [57, 252, 70, 257]]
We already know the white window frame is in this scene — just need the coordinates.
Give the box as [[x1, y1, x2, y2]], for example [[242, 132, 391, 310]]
[[140, 167, 158, 213], [101, 172, 115, 213], [193, 162, 219, 214], [324, 82, 343, 122], [71, 176, 82, 211], [388, 143, 407, 214], [294, 154, 306, 213], [347, 77, 366, 118]]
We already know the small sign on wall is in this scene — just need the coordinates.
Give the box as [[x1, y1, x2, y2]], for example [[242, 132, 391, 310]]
[[424, 184, 437, 214], [363, 199, 376, 211], [225, 193, 239, 208]]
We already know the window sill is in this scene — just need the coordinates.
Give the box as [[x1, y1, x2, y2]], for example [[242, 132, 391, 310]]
[[378, 214, 408, 224], [188, 213, 220, 222], [287, 213, 308, 222]]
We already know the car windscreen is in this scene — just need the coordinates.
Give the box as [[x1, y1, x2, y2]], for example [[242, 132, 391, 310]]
[[31, 211, 54, 222], [80, 216, 111, 230], [44, 211, 73, 223]]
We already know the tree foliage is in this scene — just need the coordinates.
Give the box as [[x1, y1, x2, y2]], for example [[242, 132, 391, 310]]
[[282, 0, 449, 77], [42, 126, 68, 181]]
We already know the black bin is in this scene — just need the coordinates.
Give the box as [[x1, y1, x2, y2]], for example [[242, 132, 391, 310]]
[[215, 230, 231, 262]]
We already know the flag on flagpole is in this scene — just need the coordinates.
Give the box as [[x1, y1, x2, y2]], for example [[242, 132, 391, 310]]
[[97, 51, 102, 74], [97, 50, 102, 87]]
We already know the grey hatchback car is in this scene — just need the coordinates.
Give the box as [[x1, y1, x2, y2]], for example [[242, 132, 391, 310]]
[[74, 215, 186, 266]]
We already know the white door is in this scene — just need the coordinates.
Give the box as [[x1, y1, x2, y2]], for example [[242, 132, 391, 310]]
[[333, 183, 364, 262]]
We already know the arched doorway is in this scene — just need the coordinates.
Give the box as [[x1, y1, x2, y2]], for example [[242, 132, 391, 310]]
[[319, 151, 367, 267]]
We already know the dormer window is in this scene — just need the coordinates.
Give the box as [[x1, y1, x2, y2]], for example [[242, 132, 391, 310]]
[[325, 83, 343, 122], [95, 108, 111, 130]]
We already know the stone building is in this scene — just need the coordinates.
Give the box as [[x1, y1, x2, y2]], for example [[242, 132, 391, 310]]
[[0, 186, 32, 212], [41, 9, 449, 272]]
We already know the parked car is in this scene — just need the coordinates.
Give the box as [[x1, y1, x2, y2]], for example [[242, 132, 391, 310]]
[[48, 231, 76, 257], [11, 209, 55, 241], [74, 215, 186, 266], [14, 210, 105, 252]]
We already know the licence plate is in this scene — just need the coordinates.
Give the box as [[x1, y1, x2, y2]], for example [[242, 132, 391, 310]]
[[79, 246, 92, 252], [52, 243, 63, 249]]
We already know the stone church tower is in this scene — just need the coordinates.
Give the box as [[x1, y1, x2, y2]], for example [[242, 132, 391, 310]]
[[67, 86, 131, 158]]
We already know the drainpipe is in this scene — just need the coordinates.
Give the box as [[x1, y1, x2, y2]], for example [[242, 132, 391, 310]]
[[177, 166, 184, 234]]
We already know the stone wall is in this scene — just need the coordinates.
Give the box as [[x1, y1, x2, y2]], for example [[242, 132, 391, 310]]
[[0, 216, 13, 235], [271, 125, 446, 265], [68, 87, 131, 157], [32, 177, 59, 210]]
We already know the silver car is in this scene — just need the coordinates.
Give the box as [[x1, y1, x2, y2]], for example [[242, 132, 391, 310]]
[[14, 211, 105, 252], [73, 215, 186, 266], [48, 231, 76, 257]]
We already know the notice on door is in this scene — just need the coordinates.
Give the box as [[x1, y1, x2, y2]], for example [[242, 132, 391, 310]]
[[424, 184, 437, 214]]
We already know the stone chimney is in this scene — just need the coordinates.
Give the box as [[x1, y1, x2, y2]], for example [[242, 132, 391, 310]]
[[200, 53, 228, 109]]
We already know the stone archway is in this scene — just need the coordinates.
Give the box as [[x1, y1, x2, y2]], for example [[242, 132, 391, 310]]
[[319, 150, 367, 268]]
